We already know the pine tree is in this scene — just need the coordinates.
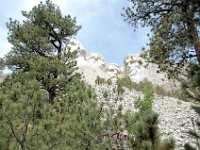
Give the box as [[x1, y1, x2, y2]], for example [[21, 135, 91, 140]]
[[0, 73, 106, 149], [184, 63, 200, 150], [123, 0, 200, 76], [6, 0, 80, 103], [0, 58, 4, 76], [0, 1, 107, 149], [132, 91, 175, 150], [0, 74, 45, 149], [184, 105, 200, 150], [0, 58, 4, 70]]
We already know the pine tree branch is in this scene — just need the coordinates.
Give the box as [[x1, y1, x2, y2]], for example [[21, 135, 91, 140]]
[[7, 118, 23, 148]]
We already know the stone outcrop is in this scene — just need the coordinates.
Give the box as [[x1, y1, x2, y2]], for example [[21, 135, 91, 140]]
[[65, 39, 86, 58], [124, 54, 180, 91], [65, 40, 180, 90], [153, 96, 198, 149], [65, 39, 199, 149], [65, 39, 123, 85], [95, 84, 198, 150]]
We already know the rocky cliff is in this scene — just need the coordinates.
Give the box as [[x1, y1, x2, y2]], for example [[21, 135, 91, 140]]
[[65, 39, 199, 149], [66, 39, 179, 88]]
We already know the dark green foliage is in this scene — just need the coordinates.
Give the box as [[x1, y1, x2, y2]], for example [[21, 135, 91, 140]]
[[116, 77, 154, 93], [184, 143, 196, 150], [117, 76, 133, 90], [0, 1, 107, 149], [0, 58, 4, 70], [106, 79, 112, 85], [53, 81, 105, 149], [114, 77, 133, 96], [95, 75, 106, 85], [184, 106, 200, 150], [103, 91, 109, 98], [116, 79, 125, 95], [184, 64, 200, 149], [102, 105, 135, 149], [132, 91, 175, 150], [5, 0, 80, 103], [134, 91, 154, 111], [177, 63, 200, 100], [132, 78, 154, 93], [0, 58, 4, 76], [187, 63, 200, 88], [102, 90, 175, 150], [0, 75, 45, 149], [180, 63, 200, 100], [123, 0, 200, 77], [132, 91, 159, 149], [0, 74, 106, 149], [116, 77, 183, 99]]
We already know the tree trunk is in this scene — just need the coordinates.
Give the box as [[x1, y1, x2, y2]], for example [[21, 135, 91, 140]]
[[194, 41, 200, 64], [48, 89, 56, 104], [187, 20, 200, 64], [183, 3, 200, 64]]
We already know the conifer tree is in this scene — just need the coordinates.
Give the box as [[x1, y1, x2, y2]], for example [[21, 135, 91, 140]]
[[184, 105, 200, 150], [0, 58, 4, 70], [123, 0, 200, 76], [0, 1, 107, 149], [184, 63, 200, 150], [0, 73, 106, 149], [6, 0, 80, 103], [132, 91, 175, 150]]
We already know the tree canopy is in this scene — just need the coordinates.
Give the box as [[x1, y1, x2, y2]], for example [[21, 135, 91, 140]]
[[123, 0, 200, 76], [0, 1, 107, 149], [5, 0, 81, 103]]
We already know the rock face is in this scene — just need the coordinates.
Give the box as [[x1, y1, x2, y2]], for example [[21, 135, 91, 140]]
[[124, 54, 166, 84], [124, 54, 180, 91], [95, 84, 198, 150], [65, 39, 86, 58], [65, 40, 180, 90], [65, 39, 124, 85], [65, 39, 199, 149], [153, 96, 198, 150]]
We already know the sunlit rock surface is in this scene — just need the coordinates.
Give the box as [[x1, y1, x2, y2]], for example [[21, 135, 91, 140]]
[[65, 39, 199, 149], [124, 54, 180, 91]]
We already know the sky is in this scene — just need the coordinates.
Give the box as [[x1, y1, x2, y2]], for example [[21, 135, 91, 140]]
[[0, 0, 150, 66]]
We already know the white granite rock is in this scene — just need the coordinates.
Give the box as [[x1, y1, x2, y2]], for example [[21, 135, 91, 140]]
[[95, 84, 199, 150], [64, 39, 199, 149], [86, 53, 106, 66], [65, 39, 86, 58], [124, 54, 180, 91]]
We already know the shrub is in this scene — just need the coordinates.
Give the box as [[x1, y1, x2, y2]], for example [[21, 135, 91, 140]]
[[134, 90, 154, 111], [106, 79, 112, 85], [103, 91, 109, 98], [132, 91, 175, 150], [155, 85, 185, 99], [138, 60, 143, 65], [116, 81, 125, 95], [95, 75, 106, 85], [132, 78, 154, 93], [117, 76, 133, 90]]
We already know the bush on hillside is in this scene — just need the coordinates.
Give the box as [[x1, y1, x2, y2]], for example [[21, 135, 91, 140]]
[[95, 75, 106, 85]]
